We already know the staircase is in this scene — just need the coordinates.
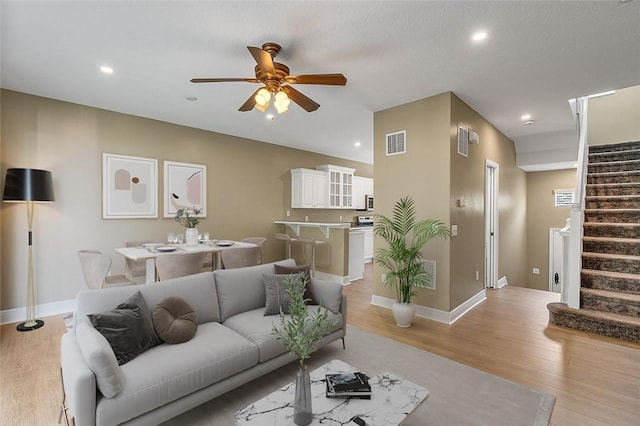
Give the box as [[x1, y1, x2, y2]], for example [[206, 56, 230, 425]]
[[548, 140, 640, 343]]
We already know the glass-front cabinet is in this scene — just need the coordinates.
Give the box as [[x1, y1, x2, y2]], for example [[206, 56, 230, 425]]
[[316, 165, 355, 209]]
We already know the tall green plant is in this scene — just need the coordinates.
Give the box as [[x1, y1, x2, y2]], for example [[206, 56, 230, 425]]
[[374, 196, 450, 303]]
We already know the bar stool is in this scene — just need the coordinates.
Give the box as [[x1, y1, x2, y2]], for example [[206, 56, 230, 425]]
[[296, 236, 328, 277], [275, 233, 298, 258]]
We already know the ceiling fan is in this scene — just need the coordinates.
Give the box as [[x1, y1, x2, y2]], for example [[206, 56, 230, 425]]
[[191, 42, 347, 113]]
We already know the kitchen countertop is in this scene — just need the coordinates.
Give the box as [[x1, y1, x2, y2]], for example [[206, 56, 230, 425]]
[[274, 220, 351, 238]]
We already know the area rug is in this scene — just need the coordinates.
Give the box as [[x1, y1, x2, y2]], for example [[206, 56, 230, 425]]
[[161, 325, 555, 426]]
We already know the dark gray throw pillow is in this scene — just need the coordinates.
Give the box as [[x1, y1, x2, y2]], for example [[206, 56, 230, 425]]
[[273, 264, 316, 304], [88, 291, 160, 365], [263, 273, 304, 316]]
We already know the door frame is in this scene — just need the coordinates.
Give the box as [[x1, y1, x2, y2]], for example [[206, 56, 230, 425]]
[[484, 159, 499, 289]]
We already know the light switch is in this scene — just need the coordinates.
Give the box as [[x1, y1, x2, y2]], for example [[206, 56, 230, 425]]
[[451, 225, 458, 236]]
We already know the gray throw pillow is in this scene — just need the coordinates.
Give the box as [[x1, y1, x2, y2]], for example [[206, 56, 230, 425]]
[[273, 264, 315, 304], [310, 278, 343, 314], [263, 273, 304, 316], [88, 291, 160, 365], [75, 322, 124, 398], [152, 296, 198, 344]]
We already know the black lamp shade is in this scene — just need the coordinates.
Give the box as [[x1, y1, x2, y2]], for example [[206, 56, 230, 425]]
[[3, 168, 55, 202]]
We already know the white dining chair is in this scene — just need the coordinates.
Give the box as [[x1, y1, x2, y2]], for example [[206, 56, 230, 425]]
[[77, 250, 134, 289], [240, 237, 267, 264], [155, 252, 206, 281], [221, 246, 263, 269]]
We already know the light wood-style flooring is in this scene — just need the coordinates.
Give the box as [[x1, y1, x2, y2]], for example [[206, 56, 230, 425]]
[[1, 263, 639, 426]]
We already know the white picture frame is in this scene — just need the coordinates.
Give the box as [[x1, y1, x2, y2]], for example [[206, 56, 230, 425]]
[[163, 161, 207, 218], [102, 153, 158, 219]]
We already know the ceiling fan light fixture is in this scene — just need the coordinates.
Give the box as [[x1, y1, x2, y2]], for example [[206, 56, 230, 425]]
[[255, 88, 271, 107], [274, 90, 290, 113]]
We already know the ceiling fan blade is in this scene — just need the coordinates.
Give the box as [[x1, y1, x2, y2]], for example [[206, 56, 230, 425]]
[[239, 88, 261, 112], [191, 78, 259, 83], [281, 86, 320, 112], [247, 46, 276, 75], [284, 74, 347, 86]]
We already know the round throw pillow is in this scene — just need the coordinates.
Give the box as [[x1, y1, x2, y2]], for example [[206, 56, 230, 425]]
[[152, 297, 198, 344]]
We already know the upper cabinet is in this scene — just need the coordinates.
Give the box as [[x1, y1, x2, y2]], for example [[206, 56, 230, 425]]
[[290, 168, 327, 209], [353, 176, 374, 210], [316, 165, 355, 209], [291, 165, 372, 209]]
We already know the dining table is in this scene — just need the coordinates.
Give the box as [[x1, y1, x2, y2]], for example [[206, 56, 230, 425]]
[[115, 240, 256, 283]]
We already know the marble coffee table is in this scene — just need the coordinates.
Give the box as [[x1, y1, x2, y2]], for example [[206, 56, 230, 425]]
[[235, 359, 429, 425]]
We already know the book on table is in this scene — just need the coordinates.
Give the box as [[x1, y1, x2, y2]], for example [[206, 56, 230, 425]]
[[325, 372, 371, 399]]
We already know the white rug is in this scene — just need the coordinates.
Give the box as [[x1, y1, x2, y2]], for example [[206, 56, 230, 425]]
[[161, 325, 555, 426]]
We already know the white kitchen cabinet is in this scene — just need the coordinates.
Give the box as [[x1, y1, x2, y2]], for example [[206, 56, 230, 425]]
[[363, 227, 374, 262], [316, 165, 355, 209], [290, 168, 327, 208], [353, 176, 374, 210]]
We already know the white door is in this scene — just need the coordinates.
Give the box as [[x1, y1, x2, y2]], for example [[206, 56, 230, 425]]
[[485, 160, 499, 289], [549, 228, 563, 293]]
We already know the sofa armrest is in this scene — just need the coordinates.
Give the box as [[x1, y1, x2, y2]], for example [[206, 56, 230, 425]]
[[61, 332, 97, 426]]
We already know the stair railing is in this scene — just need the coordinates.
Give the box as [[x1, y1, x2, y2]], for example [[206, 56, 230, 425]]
[[562, 96, 589, 308]]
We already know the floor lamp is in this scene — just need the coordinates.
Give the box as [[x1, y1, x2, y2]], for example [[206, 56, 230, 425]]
[[2, 168, 56, 332]]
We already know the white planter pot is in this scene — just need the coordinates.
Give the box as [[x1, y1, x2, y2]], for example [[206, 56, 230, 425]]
[[185, 228, 199, 246], [392, 302, 416, 328]]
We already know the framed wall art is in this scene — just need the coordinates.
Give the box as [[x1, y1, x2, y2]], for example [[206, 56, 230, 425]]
[[102, 153, 158, 219], [163, 161, 207, 218]]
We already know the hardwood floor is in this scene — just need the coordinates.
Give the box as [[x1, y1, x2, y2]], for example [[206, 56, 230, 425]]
[[1, 263, 638, 425]]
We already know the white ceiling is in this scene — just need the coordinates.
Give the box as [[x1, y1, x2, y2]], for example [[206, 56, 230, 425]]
[[2, 1, 639, 165]]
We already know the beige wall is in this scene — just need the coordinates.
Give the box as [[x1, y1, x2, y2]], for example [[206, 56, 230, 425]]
[[526, 169, 576, 291], [373, 93, 452, 311], [588, 85, 640, 146], [449, 94, 527, 307], [0, 90, 372, 311], [373, 92, 527, 312]]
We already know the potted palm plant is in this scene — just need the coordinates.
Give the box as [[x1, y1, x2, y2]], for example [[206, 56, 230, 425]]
[[374, 196, 450, 327]]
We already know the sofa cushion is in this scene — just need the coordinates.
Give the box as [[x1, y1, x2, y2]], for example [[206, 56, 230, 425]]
[[310, 278, 343, 314], [75, 322, 124, 398], [88, 291, 160, 365], [152, 297, 198, 344], [95, 322, 259, 426], [263, 273, 304, 316], [273, 264, 315, 303], [224, 306, 344, 363], [215, 259, 296, 322]]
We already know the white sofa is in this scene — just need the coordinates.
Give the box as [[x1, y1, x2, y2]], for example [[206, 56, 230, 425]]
[[60, 259, 346, 426]]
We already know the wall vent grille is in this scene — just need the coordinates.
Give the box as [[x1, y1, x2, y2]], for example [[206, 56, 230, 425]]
[[420, 259, 437, 290], [457, 125, 469, 157], [386, 131, 406, 156]]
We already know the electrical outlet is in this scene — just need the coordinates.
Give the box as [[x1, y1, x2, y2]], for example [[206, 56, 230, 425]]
[[451, 225, 458, 236], [286, 210, 290, 217], [381, 273, 387, 283], [339, 215, 343, 221], [475, 270, 479, 281], [532, 268, 540, 275], [304, 215, 309, 222]]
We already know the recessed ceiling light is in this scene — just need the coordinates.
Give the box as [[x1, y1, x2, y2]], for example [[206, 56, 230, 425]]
[[521, 114, 531, 121], [354, 142, 361, 147], [185, 96, 198, 102], [523, 120, 536, 126], [472, 31, 488, 42], [100, 65, 114, 74]]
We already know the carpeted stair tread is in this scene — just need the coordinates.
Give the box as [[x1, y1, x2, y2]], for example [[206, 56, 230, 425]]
[[547, 302, 640, 343], [582, 252, 640, 261], [581, 269, 640, 295], [589, 148, 640, 159], [581, 287, 640, 304], [583, 222, 640, 233], [585, 195, 640, 202], [588, 141, 640, 154], [582, 236, 640, 256], [582, 236, 640, 245]]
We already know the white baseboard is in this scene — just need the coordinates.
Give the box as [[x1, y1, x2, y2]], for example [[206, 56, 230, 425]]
[[314, 271, 350, 285], [371, 289, 487, 325], [0, 298, 76, 326], [497, 276, 509, 289]]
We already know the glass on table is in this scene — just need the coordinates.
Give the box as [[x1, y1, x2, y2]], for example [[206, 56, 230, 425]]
[[167, 232, 175, 245], [176, 234, 184, 244]]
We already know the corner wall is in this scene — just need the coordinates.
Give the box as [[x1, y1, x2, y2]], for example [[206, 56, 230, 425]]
[[588, 85, 640, 146]]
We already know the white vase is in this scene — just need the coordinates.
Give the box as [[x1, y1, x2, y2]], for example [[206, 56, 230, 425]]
[[185, 228, 199, 246], [392, 302, 416, 328]]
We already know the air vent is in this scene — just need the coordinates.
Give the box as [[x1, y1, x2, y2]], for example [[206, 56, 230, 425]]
[[457, 125, 468, 157], [420, 259, 437, 290], [386, 131, 406, 156]]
